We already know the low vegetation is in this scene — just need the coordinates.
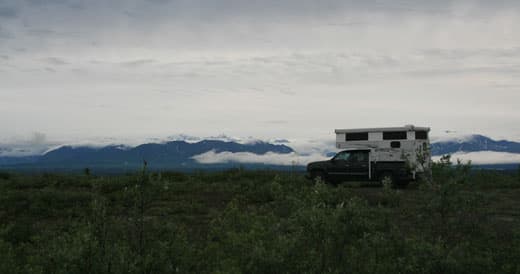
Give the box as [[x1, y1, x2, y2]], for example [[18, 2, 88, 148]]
[[0, 161, 519, 273]]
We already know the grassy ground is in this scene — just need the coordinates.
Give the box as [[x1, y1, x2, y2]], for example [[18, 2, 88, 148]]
[[0, 166, 519, 273]]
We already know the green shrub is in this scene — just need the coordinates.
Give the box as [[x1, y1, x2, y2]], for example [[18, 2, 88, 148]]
[[158, 171, 188, 182], [0, 238, 19, 274], [0, 171, 11, 180]]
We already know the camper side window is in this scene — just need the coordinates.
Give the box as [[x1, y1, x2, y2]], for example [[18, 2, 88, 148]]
[[345, 132, 368, 141], [383, 131, 407, 140], [415, 131, 428, 140]]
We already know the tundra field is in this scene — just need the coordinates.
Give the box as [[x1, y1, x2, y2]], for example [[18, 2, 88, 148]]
[[1, 162, 520, 273]]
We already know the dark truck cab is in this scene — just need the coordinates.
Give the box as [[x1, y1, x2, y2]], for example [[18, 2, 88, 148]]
[[306, 149, 411, 186]]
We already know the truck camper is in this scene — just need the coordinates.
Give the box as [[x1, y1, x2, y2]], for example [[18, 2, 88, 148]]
[[306, 125, 431, 187]]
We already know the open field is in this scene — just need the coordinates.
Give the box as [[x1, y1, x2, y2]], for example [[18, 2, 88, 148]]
[[1, 166, 520, 273]]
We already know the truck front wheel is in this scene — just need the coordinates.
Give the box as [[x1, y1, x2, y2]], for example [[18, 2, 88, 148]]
[[311, 171, 327, 183]]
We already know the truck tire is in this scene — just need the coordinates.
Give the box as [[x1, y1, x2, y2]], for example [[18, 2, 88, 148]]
[[379, 172, 394, 186], [380, 172, 409, 188], [311, 171, 327, 183]]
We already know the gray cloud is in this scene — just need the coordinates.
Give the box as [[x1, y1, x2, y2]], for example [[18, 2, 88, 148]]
[[0, 26, 14, 39], [30, 132, 47, 145], [42, 57, 69, 65], [489, 82, 520, 89], [24, 0, 67, 4], [26, 29, 58, 37], [1, 0, 516, 31], [24, 0, 84, 9], [264, 120, 289, 125], [0, 5, 18, 18], [0, 132, 54, 157], [407, 65, 520, 77], [127, 0, 520, 19], [422, 47, 520, 60], [120, 59, 156, 67], [24, 29, 81, 41], [1, 0, 519, 143], [145, 0, 171, 4]]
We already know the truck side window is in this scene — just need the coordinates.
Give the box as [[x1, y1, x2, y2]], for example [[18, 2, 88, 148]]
[[350, 151, 368, 162], [334, 152, 350, 161], [359, 152, 368, 162]]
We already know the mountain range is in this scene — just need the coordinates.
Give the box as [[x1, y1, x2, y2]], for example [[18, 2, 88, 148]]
[[430, 134, 520, 155], [0, 134, 518, 171], [0, 140, 294, 171]]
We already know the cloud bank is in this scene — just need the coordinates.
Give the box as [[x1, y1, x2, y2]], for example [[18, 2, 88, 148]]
[[191, 150, 328, 166], [432, 151, 520, 165], [194, 150, 520, 166], [0, 132, 54, 157], [193, 148, 520, 167]]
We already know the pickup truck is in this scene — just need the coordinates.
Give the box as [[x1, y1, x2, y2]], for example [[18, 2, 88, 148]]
[[306, 149, 412, 187]]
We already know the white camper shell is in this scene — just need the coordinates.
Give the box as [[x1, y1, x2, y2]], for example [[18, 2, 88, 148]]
[[335, 125, 431, 178]]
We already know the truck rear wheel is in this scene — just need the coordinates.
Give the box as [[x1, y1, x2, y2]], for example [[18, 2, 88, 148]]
[[380, 172, 409, 188], [379, 172, 394, 186]]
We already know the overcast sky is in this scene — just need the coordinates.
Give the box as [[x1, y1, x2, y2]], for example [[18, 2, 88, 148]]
[[1, 0, 519, 145]]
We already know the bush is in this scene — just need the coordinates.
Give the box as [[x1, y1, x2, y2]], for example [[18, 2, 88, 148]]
[[0, 238, 19, 274], [0, 171, 11, 180]]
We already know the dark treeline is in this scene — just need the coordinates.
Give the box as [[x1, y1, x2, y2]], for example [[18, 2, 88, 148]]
[[1, 161, 520, 273]]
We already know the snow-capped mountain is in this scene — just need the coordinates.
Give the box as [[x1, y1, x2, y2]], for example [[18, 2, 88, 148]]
[[430, 134, 520, 156]]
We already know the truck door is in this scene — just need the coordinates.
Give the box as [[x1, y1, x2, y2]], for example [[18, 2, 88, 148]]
[[328, 151, 351, 181], [347, 150, 370, 181]]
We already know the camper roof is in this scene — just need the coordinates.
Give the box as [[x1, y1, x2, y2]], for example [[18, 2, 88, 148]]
[[334, 125, 430, 134]]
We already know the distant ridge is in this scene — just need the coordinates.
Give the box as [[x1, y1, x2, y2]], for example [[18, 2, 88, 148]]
[[431, 135, 520, 156], [0, 140, 293, 170]]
